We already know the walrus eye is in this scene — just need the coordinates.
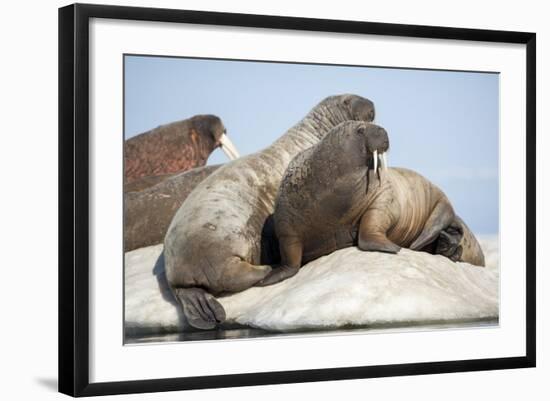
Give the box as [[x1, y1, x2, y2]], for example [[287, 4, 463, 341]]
[[356, 127, 365, 135]]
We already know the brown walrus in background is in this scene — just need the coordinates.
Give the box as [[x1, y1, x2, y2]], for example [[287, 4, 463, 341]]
[[164, 94, 376, 330], [124, 114, 239, 184], [261, 121, 484, 286], [124, 164, 221, 251], [124, 172, 176, 193]]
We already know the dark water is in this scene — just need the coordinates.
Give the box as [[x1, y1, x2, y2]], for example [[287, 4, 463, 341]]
[[125, 318, 499, 345]]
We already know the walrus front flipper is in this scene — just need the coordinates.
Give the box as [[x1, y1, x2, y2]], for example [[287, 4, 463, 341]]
[[409, 198, 455, 251], [173, 287, 226, 330], [255, 265, 299, 287], [256, 236, 302, 287], [357, 208, 401, 254]]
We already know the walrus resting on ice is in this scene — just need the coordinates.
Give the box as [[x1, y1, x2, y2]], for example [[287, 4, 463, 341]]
[[124, 114, 239, 184], [164, 94, 376, 330], [124, 164, 221, 251], [260, 121, 484, 286]]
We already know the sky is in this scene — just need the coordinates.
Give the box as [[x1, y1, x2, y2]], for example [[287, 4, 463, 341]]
[[124, 55, 499, 234]]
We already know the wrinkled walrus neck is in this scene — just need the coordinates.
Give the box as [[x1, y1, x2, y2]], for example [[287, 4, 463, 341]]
[[271, 102, 352, 157]]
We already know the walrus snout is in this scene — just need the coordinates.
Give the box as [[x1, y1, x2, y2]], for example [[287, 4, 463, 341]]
[[365, 125, 390, 173], [366, 126, 389, 151]]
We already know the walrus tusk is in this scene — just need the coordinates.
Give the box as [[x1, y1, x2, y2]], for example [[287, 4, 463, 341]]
[[382, 152, 388, 170], [219, 133, 240, 160], [373, 150, 378, 173]]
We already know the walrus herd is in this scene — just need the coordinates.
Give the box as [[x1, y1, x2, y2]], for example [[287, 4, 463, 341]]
[[125, 94, 485, 331]]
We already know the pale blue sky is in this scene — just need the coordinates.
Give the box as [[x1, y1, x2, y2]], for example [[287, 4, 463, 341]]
[[124, 55, 499, 234]]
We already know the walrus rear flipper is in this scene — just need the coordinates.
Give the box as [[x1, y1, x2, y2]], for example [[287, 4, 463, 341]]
[[173, 259, 271, 330], [409, 198, 455, 251], [435, 222, 464, 261], [173, 287, 226, 330], [358, 207, 401, 254]]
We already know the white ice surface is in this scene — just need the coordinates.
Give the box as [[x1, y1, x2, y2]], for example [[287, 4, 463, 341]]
[[124, 236, 498, 335]]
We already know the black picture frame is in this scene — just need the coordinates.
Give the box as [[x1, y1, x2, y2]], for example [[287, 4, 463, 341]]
[[58, 3, 536, 397]]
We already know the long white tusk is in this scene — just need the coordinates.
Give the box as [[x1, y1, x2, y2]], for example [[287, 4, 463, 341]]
[[373, 150, 378, 173], [219, 133, 240, 160], [382, 152, 388, 170]]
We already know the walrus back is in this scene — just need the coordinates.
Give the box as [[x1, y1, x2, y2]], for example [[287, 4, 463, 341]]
[[273, 138, 368, 261], [455, 216, 486, 266], [124, 165, 220, 251], [385, 168, 451, 247], [164, 150, 294, 288], [164, 100, 348, 285]]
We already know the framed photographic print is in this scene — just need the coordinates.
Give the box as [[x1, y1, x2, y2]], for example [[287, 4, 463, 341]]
[[58, 3, 536, 397]]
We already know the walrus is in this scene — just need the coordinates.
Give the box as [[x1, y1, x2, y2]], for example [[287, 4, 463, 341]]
[[164, 94, 376, 330], [124, 114, 239, 184], [124, 172, 176, 193], [260, 121, 484, 286], [124, 165, 221, 251]]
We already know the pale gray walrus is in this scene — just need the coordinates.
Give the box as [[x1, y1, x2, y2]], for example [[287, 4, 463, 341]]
[[125, 114, 239, 185], [260, 121, 484, 286], [124, 165, 221, 251], [164, 94, 376, 330]]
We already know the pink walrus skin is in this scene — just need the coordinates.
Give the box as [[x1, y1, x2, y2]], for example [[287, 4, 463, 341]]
[[124, 114, 239, 184]]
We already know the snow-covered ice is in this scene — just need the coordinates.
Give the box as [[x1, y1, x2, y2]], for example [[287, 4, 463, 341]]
[[124, 235, 499, 335]]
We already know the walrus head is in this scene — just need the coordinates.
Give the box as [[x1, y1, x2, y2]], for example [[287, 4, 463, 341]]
[[359, 122, 389, 190], [363, 123, 389, 174], [329, 121, 389, 190], [335, 121, 389, 170], [314, 94, 375, 125], [192, 114, 240, 160], [342, 94, 376, 122]]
